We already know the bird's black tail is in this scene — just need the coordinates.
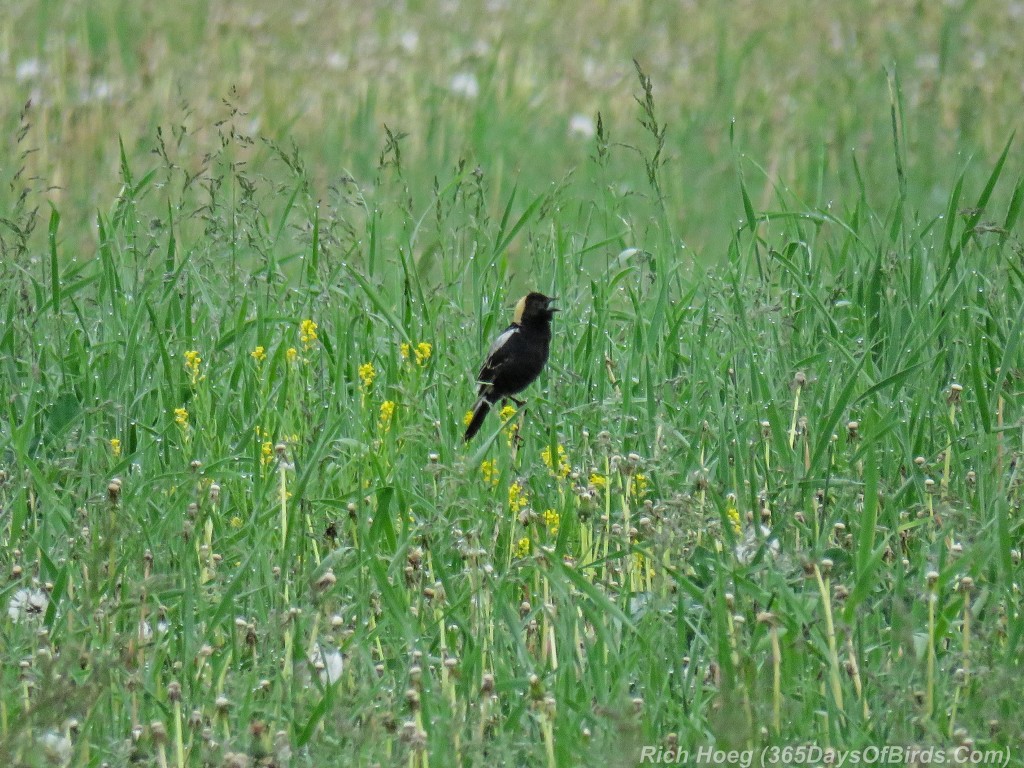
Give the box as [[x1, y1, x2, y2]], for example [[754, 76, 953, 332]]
[[464, 397, 492, 442]]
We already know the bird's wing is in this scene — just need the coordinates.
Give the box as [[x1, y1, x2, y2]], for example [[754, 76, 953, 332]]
[[477, 325, 519, 383]]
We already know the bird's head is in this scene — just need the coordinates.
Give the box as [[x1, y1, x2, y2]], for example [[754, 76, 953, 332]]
[[513, 292, 559, 325]]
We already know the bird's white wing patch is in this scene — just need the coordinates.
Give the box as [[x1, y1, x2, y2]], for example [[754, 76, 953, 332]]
[[486, 326, 518, 359], [477, 326, 518, 384]]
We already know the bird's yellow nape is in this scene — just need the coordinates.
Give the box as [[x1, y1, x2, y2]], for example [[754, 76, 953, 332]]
[[512, 295, 528, 324]]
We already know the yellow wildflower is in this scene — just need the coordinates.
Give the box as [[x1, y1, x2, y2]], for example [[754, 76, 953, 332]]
[[480, 459, 498, 487], [184, 350, 202, 385], [725, 494, 742, 536], [463, 410, 474, 428], [300, 319, 318, 347], [174, 407, 189, 428], [400, 342, 411, 361], [632, 472, 649, 497], [286, 347, 298, 363], [379, 400, 396, 432], [541, 444, 571, 479], [543, 508, 560, 536], [414, 342, 432, 366], [499, 404, 517, 422], [514, 537, 531, 558], [589, 472, 607, 491], [359, 362, 376, 392], [261, 441, 274, 467], [109, 438, 122, 457], [508, 481, 528, 514], [251, 345, 267, 362]]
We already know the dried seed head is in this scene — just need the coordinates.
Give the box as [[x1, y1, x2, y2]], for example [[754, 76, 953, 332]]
[[481, 673, 495, 695], [315, 568, 337, 591], [249, 719, 267, 738], [948, 383, 963, 404], [167, 681, 182, 702], [405, 688, 420, 711], [528, 674, 543, 700], [399, 720, 418, 742], [846, 421, 859, 441]]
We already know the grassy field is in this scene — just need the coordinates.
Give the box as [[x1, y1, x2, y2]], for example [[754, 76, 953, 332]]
[[2, 1, 1024, 766]]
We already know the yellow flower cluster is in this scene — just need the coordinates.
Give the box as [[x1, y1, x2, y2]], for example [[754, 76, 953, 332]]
[[401, 341, 433, 366], [286, 347, 298, 363], [480, 459, 498, 487], [174, 407, 189, 428], [725, 495, 742, 535], [251, 345, 267, 362], [379, 400, 396, 432], [109, 438, 122, 457], [184, 350, 202, 385], [589, 472, 607, 490], [543, 508, 560, 536], [514, 536, 531, 558], [254, 426, 274, 467], [359, 362, 376, 392], [299, 319, 318, 347], [508, 481, 528, 513], [541, 444, 571, 478], [632, 472, 649, 497]]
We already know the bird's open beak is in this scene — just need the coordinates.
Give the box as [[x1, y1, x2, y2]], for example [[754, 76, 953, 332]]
[[547, 297, 560, 311]]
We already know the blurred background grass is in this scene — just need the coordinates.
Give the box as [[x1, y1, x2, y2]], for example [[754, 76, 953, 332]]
[[3, 0, 1022, 260]]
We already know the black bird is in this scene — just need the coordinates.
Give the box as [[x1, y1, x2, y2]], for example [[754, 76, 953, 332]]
[[464, 292, 558, 442]]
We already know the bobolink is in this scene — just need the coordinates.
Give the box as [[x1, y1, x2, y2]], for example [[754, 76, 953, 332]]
[[464, 292, 558, 442]]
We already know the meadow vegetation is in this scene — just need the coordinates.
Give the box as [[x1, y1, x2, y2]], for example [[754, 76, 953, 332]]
[[1, 1, 1023, 765]]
